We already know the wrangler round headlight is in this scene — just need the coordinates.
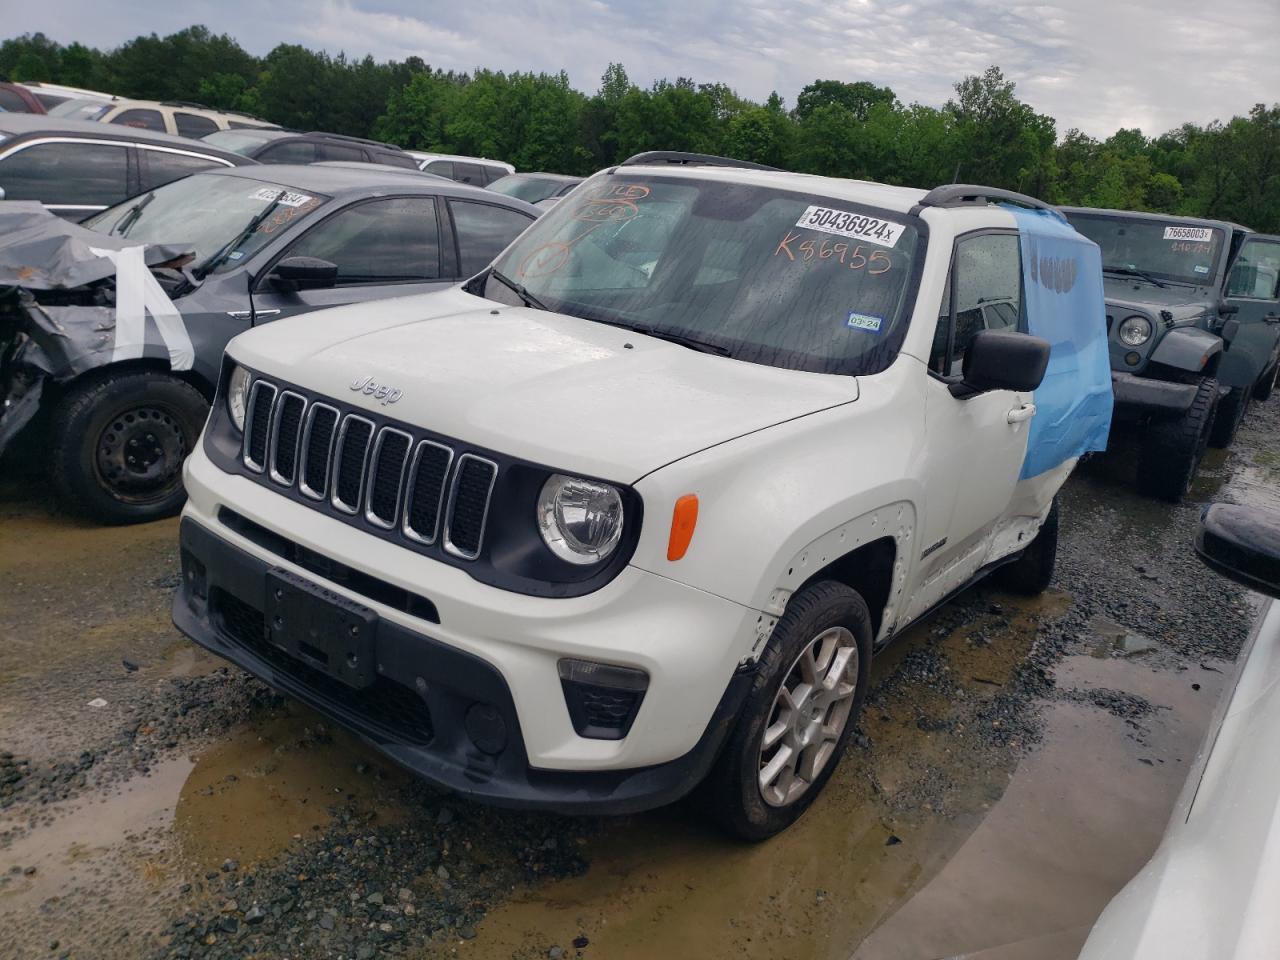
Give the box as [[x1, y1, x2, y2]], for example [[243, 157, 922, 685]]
[[227, 364, 251, 432], [1118, 315, 1152, 347], [537, 474, 624, 565]]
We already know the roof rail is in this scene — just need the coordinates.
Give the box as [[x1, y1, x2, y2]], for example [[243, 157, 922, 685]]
[[159, 99, 214, 110], [306, 131, 400, 150], [917, 184, 1055, 213], [619, 151, 781, 172]]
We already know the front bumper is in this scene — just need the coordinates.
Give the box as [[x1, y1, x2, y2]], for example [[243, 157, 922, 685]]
[[1111, 371, 1199, 421], [173, 447, 760, 813]]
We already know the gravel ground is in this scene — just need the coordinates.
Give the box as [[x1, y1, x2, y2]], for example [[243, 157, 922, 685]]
[[1, 394, 1274, 960]]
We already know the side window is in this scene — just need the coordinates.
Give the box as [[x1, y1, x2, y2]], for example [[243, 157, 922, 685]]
[[318, 141, 363, 162], [284, 197, 441, 285], [453, 162, 485, 184], [483, 166, 507, 185], [175, 112, 219, 139], [110, 108, 166, 132], [141, 149, 225, 190], [0, 88, 30, 112], [1227, 239, 1280, 301], [930, 233, 1022, 377], [257, 141, 317, 164], [0, 141, 129, 206], [425, 160, 454, 179], [449, 200, 535, 277]]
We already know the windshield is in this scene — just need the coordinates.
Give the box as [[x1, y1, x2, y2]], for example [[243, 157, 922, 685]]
[[48, 98, 111, 121], [480, 174, 923, 376], [201, 128, 287, 155], [84, 173, 330, 274], [488, 175, 564, 204], [1065, 213, 1224, 286]]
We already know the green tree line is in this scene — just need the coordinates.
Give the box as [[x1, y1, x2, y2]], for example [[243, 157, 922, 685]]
[[4, 26, 1278, 230]]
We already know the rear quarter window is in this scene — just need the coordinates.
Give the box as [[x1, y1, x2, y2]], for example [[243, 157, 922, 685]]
[[110, 108, 166, 133], [141, 149, 227, 190], [175, 112, 220, 139]]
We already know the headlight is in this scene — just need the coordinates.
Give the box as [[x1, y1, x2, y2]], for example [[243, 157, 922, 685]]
[[1118, 315, 1152, 347], [227, 364, 251, 432], [537, 474, 624, 565]]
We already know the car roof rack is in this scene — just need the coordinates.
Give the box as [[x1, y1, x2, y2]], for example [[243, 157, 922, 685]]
[[917, 184, 1055, 213], [305, 131, 401, 150], [619, 151, 781, 172], [160, 100, 214, 110]]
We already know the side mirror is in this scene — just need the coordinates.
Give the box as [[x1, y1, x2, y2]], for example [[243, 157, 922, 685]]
[[950, 329, 1050, 399], [0, 186, 6, 201], [267, 256, 337, 292], [1196, 504, 1280, 598], [1218, 300, 1240, 317]]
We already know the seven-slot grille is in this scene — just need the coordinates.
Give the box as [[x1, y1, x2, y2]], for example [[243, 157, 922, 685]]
[[241, 379, 498, 560]]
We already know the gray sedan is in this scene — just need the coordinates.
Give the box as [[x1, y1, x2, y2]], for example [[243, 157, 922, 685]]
[[0, 163, 539, 523]]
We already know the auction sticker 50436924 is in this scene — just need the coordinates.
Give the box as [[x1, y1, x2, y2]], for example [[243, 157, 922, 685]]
[[796, 206, 905, 248]]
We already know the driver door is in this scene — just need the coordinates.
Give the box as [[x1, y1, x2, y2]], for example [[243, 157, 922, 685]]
[[249, 196, 453, 324], [1220, 235, 1280, 391]]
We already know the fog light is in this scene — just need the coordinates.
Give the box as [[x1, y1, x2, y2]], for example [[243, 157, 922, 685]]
[[1125, 351, 1141, 366], [558, 658, 649, 740], [464, 702, 507, 755]]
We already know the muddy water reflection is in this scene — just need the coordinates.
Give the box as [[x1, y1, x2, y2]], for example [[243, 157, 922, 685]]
[[461, 590, 1213, 960]]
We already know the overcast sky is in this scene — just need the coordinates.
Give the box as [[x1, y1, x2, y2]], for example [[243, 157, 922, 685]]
[[11, 0, 1280, 138]]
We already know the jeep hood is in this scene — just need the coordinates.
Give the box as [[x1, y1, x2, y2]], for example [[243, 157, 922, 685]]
[[228, 288, 859, 481], [1102, 276, 1214, 324]]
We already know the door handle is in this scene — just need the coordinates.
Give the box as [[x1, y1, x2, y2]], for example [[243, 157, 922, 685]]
[[1265, 315, 1280, 324], [1007, 403, 1037, 424], [226, 309, 280, 321]]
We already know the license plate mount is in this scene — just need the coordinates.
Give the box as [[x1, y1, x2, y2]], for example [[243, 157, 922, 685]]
[[264, 568, 378, 689]]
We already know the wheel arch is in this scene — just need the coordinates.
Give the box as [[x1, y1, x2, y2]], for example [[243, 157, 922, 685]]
[[50, 358, 216, 405]]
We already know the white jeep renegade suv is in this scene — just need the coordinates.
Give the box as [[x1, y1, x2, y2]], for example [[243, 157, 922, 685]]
[[174, 152, 1111, 839]]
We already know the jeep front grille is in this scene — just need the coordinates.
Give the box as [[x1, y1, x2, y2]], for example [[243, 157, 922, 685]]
[[241, 379, 497, 561]]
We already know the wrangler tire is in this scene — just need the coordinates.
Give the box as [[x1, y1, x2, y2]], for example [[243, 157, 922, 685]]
[[1138, 376, 1218, 501], [1208, 384, 1248, 449]]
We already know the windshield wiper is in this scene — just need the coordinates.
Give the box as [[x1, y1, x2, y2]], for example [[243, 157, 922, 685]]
[[586, 316, 732, 357], [111, 191, 154, 237], [1105, 266, 1168, 289], [488, 268, 550, 312], [197, 191, 286, 280]]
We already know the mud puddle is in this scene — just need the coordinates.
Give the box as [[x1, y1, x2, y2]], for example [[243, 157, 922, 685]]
[[461, 590, 1204, 960]]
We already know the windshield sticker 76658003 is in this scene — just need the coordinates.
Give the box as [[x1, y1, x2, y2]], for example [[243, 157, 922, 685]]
[[795, 206, 905, 248]]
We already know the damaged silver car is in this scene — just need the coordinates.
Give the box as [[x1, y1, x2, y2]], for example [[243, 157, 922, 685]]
[[0, 164, 539, 523]]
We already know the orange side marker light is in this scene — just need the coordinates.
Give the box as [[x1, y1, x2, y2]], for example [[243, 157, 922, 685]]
[[667, 494, 699, 561]]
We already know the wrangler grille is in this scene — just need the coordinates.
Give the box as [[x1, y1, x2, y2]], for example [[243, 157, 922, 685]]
[[238, 378, 498, 561]]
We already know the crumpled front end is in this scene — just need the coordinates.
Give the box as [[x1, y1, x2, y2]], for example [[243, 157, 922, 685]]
[[0, 202, 195, 459]]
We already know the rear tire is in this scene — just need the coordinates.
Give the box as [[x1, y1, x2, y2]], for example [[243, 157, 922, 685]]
[[1253, 364, 1277, 402], [1208, 385, 1248, 449], [1138, 377, 1218, 501], [700, 580, 872, 842], [50, 371, 208, 525], [992, 498, 1059, 595]]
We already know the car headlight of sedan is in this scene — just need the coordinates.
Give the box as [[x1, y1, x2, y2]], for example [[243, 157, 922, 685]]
[[537, 474, 625, 565], [227, 364, 251, 432], [1118, 315, 1153, 347]]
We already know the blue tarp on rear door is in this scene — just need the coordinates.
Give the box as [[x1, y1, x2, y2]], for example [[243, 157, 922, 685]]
[[1002, 205, 1113, 479]]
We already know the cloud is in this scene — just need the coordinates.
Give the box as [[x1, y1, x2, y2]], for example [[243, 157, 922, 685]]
[[7, 0, 1279, 137]]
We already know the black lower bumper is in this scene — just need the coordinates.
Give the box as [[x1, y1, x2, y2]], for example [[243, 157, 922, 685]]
[[1111, 371, 1199, 421], [172, 517, 752, 815]]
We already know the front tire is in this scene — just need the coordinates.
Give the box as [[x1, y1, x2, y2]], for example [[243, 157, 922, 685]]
[[50, 371, 209, 525], [1138, 377, 1218, 500], [993, 498, 1059, 595], [702, 581, 872, 841]]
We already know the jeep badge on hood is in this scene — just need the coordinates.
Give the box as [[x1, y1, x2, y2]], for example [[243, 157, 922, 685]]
[[349, 375, 403, 405]]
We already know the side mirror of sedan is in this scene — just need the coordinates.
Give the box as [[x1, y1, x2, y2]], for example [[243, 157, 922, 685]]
[[267, 256, 338, 292], [1196, 504, 1280, 599], [950, 329, 1051, 399]]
